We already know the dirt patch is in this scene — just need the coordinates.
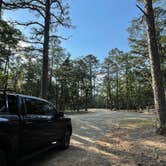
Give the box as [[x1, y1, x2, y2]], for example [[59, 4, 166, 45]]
[[101, 120, 166, 166]]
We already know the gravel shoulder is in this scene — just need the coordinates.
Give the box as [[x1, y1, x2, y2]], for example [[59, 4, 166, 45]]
[[24, 109, 166, 166]]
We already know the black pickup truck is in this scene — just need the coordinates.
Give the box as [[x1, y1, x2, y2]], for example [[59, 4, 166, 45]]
[[0, 92, 72, 166]]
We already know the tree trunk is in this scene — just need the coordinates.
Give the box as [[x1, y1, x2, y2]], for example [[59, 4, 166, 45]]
[[89, 59, 93, 104], [106, 63, 111, 110], [0, 0, 2, 20], [41, 0, 50, 99], [145, 0, 166, 134], [106, 64, 109, 109], [84, 81, 88, 111], [116, 71, 119, 110], [55, 79, 59, 109], [85, 89, 88, 111], [125, 66, 129, 109], [49, 55, 54, 89], [4, 54, 9, 90]]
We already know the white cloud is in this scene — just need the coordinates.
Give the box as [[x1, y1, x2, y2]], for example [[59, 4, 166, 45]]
[[18, 41, 31, 48]]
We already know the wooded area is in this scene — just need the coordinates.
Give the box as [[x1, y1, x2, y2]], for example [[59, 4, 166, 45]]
[[0, 0, 166, 133]]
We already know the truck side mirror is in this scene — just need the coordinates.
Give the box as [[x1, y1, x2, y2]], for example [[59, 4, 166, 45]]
[[58, 111, 64, 117]]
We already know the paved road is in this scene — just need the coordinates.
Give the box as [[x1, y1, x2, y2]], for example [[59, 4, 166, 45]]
[[23, 110, 156, 166]]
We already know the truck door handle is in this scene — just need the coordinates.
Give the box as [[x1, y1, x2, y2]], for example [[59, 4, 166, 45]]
[[25, 121, 33, 125]]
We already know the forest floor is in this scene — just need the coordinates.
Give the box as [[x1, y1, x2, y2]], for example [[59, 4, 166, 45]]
[[24, 109, 166, 166]]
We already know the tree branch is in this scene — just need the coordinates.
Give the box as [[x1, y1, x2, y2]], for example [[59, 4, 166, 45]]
[[50, 34, 71, 40], [11, 20, 44, 28], [51, 0, 64, 15], [21, 38, 43, 45], [136, 4, 148, 17], [3, 2, 45, 18]]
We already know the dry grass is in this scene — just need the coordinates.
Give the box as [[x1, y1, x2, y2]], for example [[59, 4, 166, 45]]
[[71, 119, 166, 166]]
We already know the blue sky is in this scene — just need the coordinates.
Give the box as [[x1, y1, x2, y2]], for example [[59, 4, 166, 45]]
[[58, 0, 140, 60], [4, 0, 140, 60]]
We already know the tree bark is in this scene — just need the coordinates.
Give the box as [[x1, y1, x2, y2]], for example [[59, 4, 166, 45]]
[[106, 63, 111, 110], [85, 89, 88, 111], [125, 65, 129, 109], [116, 71, 119, 110], [0, 0, 2, 20], [49, 55, 54, 89], [145, 0, 166, 133], [89, 58, 93, 103], [41, 0, 50, 99]]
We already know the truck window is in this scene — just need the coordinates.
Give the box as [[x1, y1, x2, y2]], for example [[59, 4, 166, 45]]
[[24, 98, 56, 115], [8, 95, 18, 114], [24, 98, 44, 115], [46, 103, 57, 115], [0, 94, 6, 112]]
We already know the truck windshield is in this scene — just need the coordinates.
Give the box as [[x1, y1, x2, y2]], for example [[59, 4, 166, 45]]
[[0, 94, 6, 112]]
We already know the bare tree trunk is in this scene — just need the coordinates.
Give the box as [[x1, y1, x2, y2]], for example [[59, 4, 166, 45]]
[[0, 0, 2, 20], [55, 78, 59, 109], [106, 63, 111, 110], [106, 64, 109, 109], [145, 0, 166, 134], [4, 54, 9, 90], [41, 0, 50, 99], [116, 71, 119, 110], [89, 59, 93, 103], [125, 66, 129, 109], [49, 55, 54, 89], [85, 89, 88, 111], [84, 81, 88, 111]]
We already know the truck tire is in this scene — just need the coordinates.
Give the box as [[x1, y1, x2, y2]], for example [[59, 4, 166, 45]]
[[59, 130, 71, 150], [0, 149, 7, 166]]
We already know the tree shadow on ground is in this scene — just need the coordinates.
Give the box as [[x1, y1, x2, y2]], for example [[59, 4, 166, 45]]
[[72, 133, 166, 166], [19, 145, 112, 166], [70, 116, 166, 166]]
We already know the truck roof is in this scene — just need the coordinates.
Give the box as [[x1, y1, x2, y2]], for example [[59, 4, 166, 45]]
[[0, 92, 48, 103]]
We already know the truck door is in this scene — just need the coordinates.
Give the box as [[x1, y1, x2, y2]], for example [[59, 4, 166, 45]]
[[20, 98, 50, 154], [43, 102, 66, 142]]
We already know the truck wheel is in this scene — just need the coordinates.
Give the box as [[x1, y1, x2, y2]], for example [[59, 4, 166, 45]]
[[0, 150, 7, 166], [59, 130, 71, 150]]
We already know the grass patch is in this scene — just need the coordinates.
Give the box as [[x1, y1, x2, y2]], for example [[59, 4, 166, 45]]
[[119, 119, 155, 129]]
